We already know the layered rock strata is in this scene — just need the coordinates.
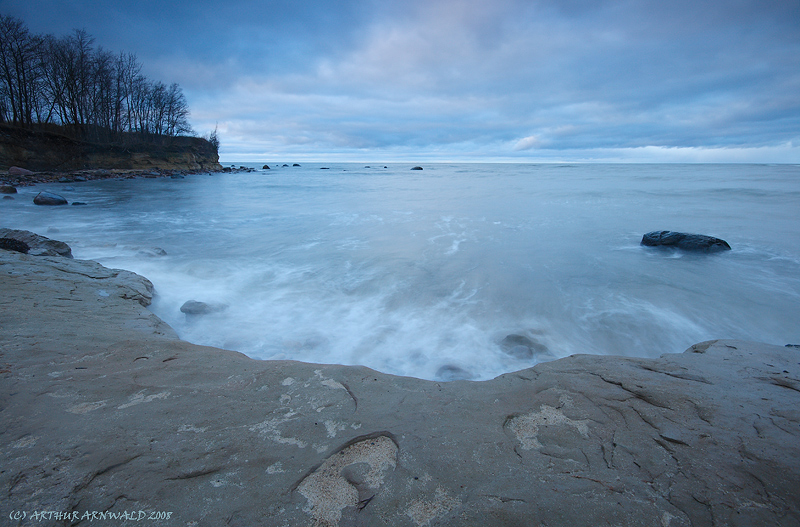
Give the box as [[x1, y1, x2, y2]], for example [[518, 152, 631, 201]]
[[1, 241, 798, 526]]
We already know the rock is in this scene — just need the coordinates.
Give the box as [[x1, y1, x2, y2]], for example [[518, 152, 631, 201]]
[[320, 167, 330, 169], [180, 300, 225, 315], [293, 163, 301, 167], [33, 191, 68, 206], [0, 185, 17, 194], [263, 165, 270, 169], [1, 246, 799, 526], [0, 237, 29, 253], [641, 231, 731, 252], [500, 334, 549, 359], [283, 164, 289, 167], [0, 229, 73, 257], [8, 166, 34, 176], [71, 202, 87, 206], [411, 166, 423, 170], [2, 195, 13, 200]]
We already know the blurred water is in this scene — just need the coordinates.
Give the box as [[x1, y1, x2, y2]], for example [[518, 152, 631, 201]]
[[3, 163, 799, 380]]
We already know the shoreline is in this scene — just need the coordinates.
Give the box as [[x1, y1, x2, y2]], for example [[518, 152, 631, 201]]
[[1, 166, 225, 188], [1, 232, 799, 525]]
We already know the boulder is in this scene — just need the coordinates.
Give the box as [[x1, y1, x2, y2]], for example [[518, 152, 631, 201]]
[[411, 166, 423, 170], [641, 231, 731, 252], [293, 163, 301, 167], [0, 185, 17, 194], [33, 191, 68, 206], [263, 165, 270, 170], [8, 166, 35, 176], [0, 228, 73, 257]]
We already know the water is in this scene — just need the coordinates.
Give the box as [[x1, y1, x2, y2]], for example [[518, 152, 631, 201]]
[[3, 163, 799, 380]]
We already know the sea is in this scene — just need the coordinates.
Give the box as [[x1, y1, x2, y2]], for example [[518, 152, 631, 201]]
[[3, 163, 799, 381]]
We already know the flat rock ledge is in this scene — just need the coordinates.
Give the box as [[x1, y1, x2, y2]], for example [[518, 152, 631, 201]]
[[1, 248, 799, 527]]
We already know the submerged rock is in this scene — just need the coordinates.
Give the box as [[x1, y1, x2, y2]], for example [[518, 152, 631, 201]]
[[411, 166, 423, 170], [500, 334, 549, 359], [641, 231, 731, 252], [263, 165, 270, 169], [0, 185, 17, 194], [435, 364, 474, 381], [180, 300, 226, 315], [33, 191, 68, 206]]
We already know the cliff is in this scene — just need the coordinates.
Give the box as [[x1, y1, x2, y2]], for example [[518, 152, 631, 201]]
[[0, 124, 221, 173], [1, 232, 798, 526]]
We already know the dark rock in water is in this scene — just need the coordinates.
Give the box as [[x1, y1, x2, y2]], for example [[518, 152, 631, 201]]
[[411, 166, 423, 170], [71, 202, 87, 206], [282, 164, 289, 167], [0, 185, 17, 194], [0, 228, 72, 257], [435, 364, 474, 381], [0, 238, 30, 254], [320, 167, 330, 170], [263, 165, 270, 169], [170, 175, 185, 179], [3, 195, 13, 200], [641, 231, 731, 252], [293, 163, 301, 167], [180, 300, 226, 316], [500, 334, 549, 359], [33, 191, 68, 206]]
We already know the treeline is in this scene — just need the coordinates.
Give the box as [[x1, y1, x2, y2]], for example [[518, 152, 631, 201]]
[[0, 14, 193, 143]]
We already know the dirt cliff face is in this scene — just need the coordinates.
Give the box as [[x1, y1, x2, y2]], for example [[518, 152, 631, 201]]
[[0, 124, 221, 172]]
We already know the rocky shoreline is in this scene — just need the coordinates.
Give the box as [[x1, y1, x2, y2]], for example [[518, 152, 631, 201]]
[[1, 233, 799, 526]]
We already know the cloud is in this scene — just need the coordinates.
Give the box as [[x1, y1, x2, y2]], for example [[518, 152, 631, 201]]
[[3, 0, 799, 161]]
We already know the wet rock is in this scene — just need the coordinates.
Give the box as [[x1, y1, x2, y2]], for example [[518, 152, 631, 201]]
[[2, 195, 13, 200], [180, 300, 226, 315], [0, 229, 72, 257], [293, 163, 301, 167], [33, 191, 68, 206], [0, 185, 17, 194], [641, 231, 731, 252], [500, 334, 549, 359], [71, 202, 87, 206], [0, 237, 29, 253], [263, 165, 270, 169], [411, 166, 423, 170]]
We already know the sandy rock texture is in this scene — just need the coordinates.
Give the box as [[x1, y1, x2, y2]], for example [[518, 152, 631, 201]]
[[1, 241, 799, 526]]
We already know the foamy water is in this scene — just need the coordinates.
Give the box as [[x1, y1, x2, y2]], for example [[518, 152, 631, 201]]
[[4, 163, 799, 380]]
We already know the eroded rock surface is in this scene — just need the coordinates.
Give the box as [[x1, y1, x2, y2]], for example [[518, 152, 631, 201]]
[[1, 247, 798, 526]]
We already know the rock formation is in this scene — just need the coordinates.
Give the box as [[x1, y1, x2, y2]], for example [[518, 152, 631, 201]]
[[1, 232, 798, 526], [641, 231, 732, 252]]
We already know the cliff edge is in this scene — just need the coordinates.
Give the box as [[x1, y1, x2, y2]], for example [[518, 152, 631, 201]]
[[0, 124, 221, 173], [1, 232, 798, 526]]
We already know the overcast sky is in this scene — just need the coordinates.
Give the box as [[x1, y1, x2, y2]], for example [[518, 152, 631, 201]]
[[3, 0, 799, 162]]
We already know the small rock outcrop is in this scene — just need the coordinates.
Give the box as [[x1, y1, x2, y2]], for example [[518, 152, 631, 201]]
[[263, 165, 270, 169], [0, 237, 29, 253], [0, 228, 73, 257], [33, 191, 68, 206], [0, 184, 17, 194], [411, 166, 423, 170], [641, 231, 731, 252]]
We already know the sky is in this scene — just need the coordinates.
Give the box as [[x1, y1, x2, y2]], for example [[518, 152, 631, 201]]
[[2, 0, 799, 163]]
